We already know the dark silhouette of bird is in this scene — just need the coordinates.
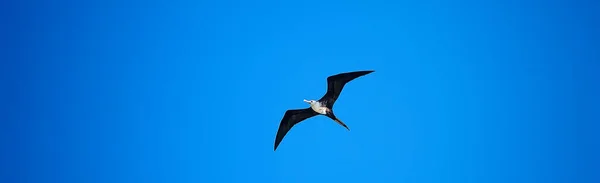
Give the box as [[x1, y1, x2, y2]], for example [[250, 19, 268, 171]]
[[274, 70, 374, 151]]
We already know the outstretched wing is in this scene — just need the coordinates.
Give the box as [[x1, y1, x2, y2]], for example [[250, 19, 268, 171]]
[[274, 108, 319, 151], [319, 70, 374, 108]]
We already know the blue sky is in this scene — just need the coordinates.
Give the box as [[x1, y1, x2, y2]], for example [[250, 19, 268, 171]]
[[2, 0, 599, 183]]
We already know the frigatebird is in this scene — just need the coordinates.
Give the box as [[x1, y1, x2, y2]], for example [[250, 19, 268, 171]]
[[273, 70, 374, 151]]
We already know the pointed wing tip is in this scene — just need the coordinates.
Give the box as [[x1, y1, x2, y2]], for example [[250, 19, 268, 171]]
[[354, 70, 374, 73], [354, 70, 374, 76], [274, 139, 281, 151]]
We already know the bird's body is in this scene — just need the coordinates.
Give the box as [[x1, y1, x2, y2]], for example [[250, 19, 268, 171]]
[[305, 99, 328, 114], [274, 70, 374, 151]]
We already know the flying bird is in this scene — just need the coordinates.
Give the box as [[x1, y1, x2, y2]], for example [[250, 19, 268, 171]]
[[273, 70, 374, 151]]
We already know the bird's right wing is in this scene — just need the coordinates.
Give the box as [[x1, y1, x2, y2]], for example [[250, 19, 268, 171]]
[[319, 70, 374, 108], [274, 108, 318, 151]]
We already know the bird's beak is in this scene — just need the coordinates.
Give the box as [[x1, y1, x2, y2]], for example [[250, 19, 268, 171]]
[[303, 99, 309, 103]]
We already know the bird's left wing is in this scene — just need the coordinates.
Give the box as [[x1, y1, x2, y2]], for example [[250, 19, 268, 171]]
[[274, 108, 319, 151]]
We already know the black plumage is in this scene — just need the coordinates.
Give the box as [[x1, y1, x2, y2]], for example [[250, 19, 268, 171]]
[[273, 70, 374, 151]]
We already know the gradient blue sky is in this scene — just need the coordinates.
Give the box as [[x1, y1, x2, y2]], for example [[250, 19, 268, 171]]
[[2, 0, 599, 183]]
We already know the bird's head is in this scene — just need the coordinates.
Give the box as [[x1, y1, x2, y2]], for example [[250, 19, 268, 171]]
[[303, 99, 316, 105]]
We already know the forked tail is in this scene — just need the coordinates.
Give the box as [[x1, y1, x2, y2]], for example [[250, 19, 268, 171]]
[[334, 118, 350, 131], [326, 111, 350, 131]]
